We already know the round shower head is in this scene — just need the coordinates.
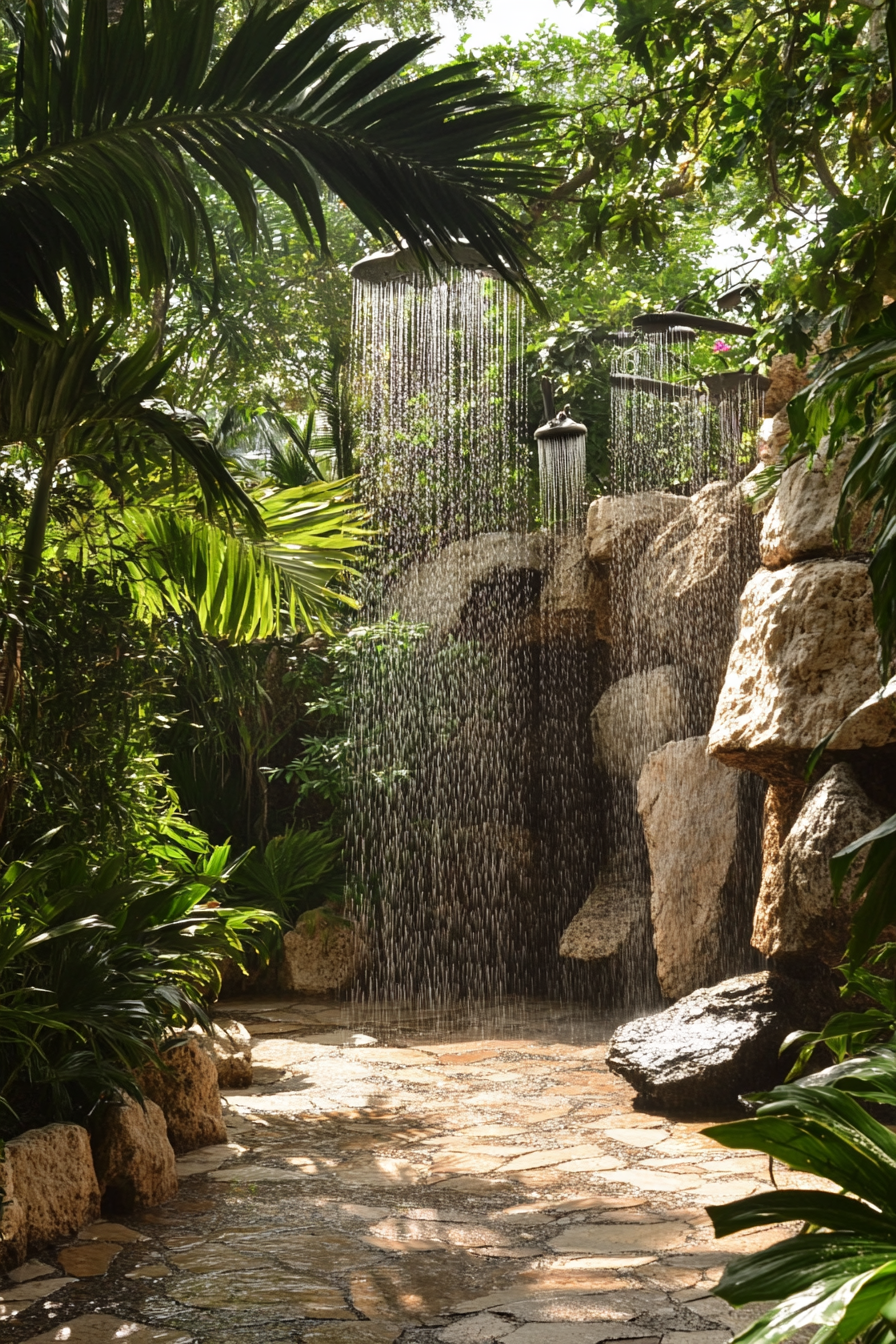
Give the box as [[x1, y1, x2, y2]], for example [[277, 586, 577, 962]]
[[351, 240, 502, 283], [610, 372, 702, 401], [702, 370, 772, 402], [535, 408, 587, 441], [649, 325, 697, 345], [606, 326, 696, 346], [633, 310, 756, 338]]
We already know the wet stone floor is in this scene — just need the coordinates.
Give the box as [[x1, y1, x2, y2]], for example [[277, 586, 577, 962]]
[[0, 997, 830, 1344]]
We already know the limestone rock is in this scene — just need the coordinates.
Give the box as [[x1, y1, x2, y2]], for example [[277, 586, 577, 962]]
[[708, 560, 896, 778], [754, 779, 807, 948], [540, 533, 611, 642], [829, 674, 896, 751], [559, 876, 649, 962], [390, 532, 545, 637], [90, 1096, 178, 1213], [138, 1039, 227, 1155], [606, 971, 836, 1109], [753, 764, 888, 966], [279, 917, 363, 994], [637, 736, 751, 1000], [189, 1019, 252, 1088], [0, 1153, 25, 1272], [0, 1124, 100, 1270], [763, 353, 809, 418], [759, 408, 792, 465], [630, 482, 760, 689], [585, 492, 688, 564], [591, 666, 691, 779], [761, 448, 877, 567]]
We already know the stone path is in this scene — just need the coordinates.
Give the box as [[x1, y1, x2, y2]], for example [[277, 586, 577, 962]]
[[0, 997, 827, 1344]]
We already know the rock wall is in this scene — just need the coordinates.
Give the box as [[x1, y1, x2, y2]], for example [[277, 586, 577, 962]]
[[708, 437, 896, 970], [636, 736, 762, 999], [752, 764, 888, 967], [708, 559, 896, 778], [563, 487, 765, 1002]]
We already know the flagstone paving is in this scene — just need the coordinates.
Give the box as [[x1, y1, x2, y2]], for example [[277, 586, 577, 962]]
[[0, 997, 827, 1344]]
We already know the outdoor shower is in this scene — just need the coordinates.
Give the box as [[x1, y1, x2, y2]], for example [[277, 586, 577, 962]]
[[535, 377, 587, 531], [609, 307, 770, 491], [350, 241, 525, 559]]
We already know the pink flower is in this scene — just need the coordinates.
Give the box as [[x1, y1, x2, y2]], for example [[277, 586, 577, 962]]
[[712, 339, 732, 352]]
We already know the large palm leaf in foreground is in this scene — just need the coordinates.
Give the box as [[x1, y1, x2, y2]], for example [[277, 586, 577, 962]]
[[703, 1048, 896, 1344], [0, 323, 366, 634], [0, 321, 260, 583], [0, 0, 551, 342], [125, 480, 367, 640]]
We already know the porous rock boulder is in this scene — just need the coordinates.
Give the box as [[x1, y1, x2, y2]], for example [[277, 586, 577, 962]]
[[708, 559, 896, 778], [90, 1095, 178, 1213], [760, 447, 877, 568], [591, 665, 691, 780], [389, 532, 545, 637], [540, 532, 610, 642], [759, 409, 792, 465], [279, 917, 363, 993], [763, 353, 809, 418], [189, 1019, 252, 1088], [585, 492, 688, 565], [559, 874, 649, 964], [630, 482, 760, 688], [753, 764, 888, 966], [607, 971, 836, 1109], [138, 1038, 227, 1154], [637, 736, 756, 1000], [0, 1123, 100, 1270]]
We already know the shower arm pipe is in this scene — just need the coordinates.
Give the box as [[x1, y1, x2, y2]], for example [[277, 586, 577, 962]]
[[535, 379, 587, 441], [609, 372, 702, 401], [632, 311, 756, 338], [541, 377, 556, 422]]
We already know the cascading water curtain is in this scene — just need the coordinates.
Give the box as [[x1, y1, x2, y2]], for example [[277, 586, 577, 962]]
[[538, 427, 587, 530], [604, 331, 766, 999], [348, 264, 532, 1008], [535, 411, 611, 1004], [353, 267, 527, 559], [609, 335, 709, 493]]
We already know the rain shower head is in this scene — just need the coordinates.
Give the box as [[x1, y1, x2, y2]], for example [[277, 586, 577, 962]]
[[702, 370, 771, 402], [633, 310, 756, 338], [535, 378, 587, 531], [606, 326, 696, 346], [609, 372, 702, 401], [351, 240, 503, 283]]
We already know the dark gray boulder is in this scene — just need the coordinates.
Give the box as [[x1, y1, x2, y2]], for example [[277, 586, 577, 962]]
[[606, 970, 838, 1110]]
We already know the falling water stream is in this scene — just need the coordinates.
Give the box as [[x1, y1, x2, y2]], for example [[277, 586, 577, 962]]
[[604, 333, 766, 995], [348, 263, 540, 1006], [348, 272, 765, 1014]]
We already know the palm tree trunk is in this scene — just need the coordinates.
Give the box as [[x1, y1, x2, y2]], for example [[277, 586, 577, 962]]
[[0, 448, 58, 822], [20, 451, 58, 589]]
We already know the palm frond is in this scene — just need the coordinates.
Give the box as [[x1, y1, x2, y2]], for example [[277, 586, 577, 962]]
[[0, 0, 553, 341], [123, 478, 368, 639], [0, 321, 261, 531], [213, 403, 324, 486]]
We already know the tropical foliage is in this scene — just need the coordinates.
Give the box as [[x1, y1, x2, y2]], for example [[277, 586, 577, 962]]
[[705, 1048, 896, 1344], [0, 0, 555, 1138], [0, 0, 548, 346], [0, 834, 276, 1139]]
